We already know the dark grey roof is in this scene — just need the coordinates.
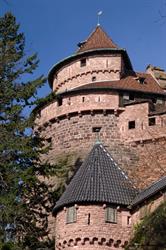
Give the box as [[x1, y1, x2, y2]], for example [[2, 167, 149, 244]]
[[131, 176, 166, 207], [53, 143, 137, 215]]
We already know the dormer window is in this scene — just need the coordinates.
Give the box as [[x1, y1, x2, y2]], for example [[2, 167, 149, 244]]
[[105, 207, 117, 223], [80, 58, 86, 67], [138, 77, 146, 84], [66, 206, 77, 224]]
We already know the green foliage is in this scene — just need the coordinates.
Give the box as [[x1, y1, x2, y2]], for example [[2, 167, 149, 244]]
[[0, 12, 57, 249], [126, 201, 166, 250]]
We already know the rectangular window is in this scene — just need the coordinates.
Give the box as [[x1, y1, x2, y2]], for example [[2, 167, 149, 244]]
[[66, 206, 76, 224], [57, 98, 63, 106], [128, 120, 135, 129], [149, 117, 156, 126], [105, 207, 117, 223], [80, 58, 86, 67]]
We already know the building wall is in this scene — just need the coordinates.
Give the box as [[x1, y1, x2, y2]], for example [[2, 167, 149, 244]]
[[53, 55, 122, 92], [118, 102, 166, 142], [55, 205, 131, 250], [131, 193, 166, 229], [36, 91, 120, 126], [36, 92, 166, 189]]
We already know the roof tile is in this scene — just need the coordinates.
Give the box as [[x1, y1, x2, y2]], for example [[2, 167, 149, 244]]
[[53, 143, 137, 214], [72, 73, 165, 95], [132, 176, 166, 206], [77, 26, 118, 53]]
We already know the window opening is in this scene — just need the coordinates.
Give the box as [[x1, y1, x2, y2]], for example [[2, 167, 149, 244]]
[[57, 98, 62, 106], [80, 58, 86, 67], [88, 213, 90, 225], [149, 117, 156, 126], [92, 76, 96, 82], [68, 97, 71, 105], [105, 207, 117, 223], [129, 93, 135, 101], [66, 206, 76, 224], [92, 127, 101, 133], [127, 216, 131, 225], [128, 121, 135, 129], [138, 77, 146, 84], [82, 96, 85, 103]]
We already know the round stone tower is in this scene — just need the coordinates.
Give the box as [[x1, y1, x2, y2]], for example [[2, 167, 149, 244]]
[[53, 143, 137, 250], [35, 25, 166, 188], [36, 25, 135, 165]]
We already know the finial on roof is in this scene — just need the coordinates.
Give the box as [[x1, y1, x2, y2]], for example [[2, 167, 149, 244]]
[[97, 11, 103, 26]]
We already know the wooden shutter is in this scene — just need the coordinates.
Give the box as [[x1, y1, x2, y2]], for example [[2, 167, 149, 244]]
[[66, 206, 76, 224], [105, 207, 117, 223]]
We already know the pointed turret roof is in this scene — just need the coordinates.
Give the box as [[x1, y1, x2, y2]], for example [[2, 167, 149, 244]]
[[77, 25, 118, 53], [53, 143, 137, 215]]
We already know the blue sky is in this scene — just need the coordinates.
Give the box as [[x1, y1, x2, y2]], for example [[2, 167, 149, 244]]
[[1, 0, 166, 97]]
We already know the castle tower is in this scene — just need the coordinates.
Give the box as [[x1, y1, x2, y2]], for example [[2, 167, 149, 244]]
[[35, 25, 166, 189], [53, 142, 137, 250]]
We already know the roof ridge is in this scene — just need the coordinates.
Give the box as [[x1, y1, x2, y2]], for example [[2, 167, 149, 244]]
[[99, 144, 137, 189]]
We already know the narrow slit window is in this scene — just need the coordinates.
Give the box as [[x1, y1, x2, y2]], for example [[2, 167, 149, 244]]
[[105, 207, 117, 223], [128, 121, 135, 129], [88, 213, 90, 225], [57, 98, 63, 106], [82, 96, 85, 103], [66, 206, 76, 224], [127, 216, 131, 225]]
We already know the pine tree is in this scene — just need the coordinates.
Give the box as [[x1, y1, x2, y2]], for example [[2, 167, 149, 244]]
[[0, 12, 55, 249]]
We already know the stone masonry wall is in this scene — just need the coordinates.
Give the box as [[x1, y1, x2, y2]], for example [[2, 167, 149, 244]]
[[55, 205, 131, 250], [36, 92, 166, 189], [53, 55, 122, 92], [131, 193, 166, 229], [36, 91, 120, 127]]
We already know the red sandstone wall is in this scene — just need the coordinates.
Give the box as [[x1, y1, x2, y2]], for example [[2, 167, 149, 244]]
[[36, 92, 120, 126], [131, 193, 165, 228], [36, 93, 166, 189], [118, 102, 166, 142], [53, 55, 122, 92], [55, 205, 131, 250]]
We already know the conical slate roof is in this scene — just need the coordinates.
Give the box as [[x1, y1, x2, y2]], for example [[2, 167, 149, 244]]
[[77, 25, 118, 53], [53, 143, 137, 214]]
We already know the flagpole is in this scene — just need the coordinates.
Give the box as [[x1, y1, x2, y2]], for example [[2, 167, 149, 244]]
[[97, 11, 103, 26]]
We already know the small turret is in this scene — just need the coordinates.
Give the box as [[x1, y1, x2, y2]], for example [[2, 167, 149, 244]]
[[53, 143, 137, 249]]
